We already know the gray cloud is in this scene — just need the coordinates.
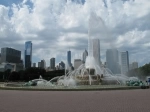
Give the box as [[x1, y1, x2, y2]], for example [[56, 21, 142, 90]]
[[0, 0, 150, 66]]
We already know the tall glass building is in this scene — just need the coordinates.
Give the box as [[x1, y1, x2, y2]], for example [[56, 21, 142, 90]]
[[24, 41, 32, 69], [67, 50, 71, 67]]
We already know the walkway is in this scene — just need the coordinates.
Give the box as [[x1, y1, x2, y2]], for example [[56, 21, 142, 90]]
[[0, 89, 149, 112]]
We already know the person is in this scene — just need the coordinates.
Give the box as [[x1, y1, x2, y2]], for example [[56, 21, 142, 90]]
[[145, 80, 150, 89], [148, 78, 150, 86], [146, 81, 148, 86]]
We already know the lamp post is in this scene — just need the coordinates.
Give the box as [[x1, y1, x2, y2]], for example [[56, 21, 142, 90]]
[[3, 74, 5, 81]]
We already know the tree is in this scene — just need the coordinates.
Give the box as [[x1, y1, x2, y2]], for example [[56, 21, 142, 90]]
[[4, 69, 11, 81], [25, 67, 46, 81], [127, 63, 150, 80], [9, 71, 20, 81], [0, 72, 4, 81]]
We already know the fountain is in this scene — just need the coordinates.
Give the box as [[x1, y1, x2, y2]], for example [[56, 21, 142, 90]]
[[22, 60, 141, 88]]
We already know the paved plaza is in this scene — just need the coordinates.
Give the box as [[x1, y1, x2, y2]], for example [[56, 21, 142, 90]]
[[0, 89, 150, 112]]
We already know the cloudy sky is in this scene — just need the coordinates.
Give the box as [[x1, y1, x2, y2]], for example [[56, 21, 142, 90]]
[[0, 0, 150, 67]]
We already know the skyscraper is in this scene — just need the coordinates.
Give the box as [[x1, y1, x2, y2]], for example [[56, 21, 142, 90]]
[[74, 59, 82, 69], [120, 51, 129, 74], [38, 62, 41, 68], [106, 49, 120, 74], [132, 62, 138, 69], [82, 49, 88, 63], [50, 58, 55, 69], [41, 59, 46, 69], [129, 62, 138, 70], [33, 63, 36, 67], [67, 50, 71, 67], [24, 41, 32, 69], [1, 47, 21, 64], [92, 39, 100, 66], [59, 61, 65, 69]]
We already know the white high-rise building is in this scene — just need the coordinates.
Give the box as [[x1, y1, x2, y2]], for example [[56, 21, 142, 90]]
[[82, 49, 88, 63], [74, 59, 82, 69], [132, 62, 138, 69], [41, 59, 46, 69], [92, 39, 100, 66], [120, 51, 129, 74], [129, 62, 138, 70], [106, 49, 120, 74]]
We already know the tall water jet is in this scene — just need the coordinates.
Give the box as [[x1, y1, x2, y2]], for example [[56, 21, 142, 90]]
[[86, 12, 104, 75]]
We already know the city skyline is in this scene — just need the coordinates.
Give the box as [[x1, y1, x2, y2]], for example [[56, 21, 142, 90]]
[[0, 44, 139, 73], [0, 42, 139, 68], [0, 41, 139, 70], [0, 0, 150, 66]]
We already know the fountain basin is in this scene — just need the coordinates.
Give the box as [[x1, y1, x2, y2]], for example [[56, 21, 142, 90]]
[[0, 83, 141, 91]]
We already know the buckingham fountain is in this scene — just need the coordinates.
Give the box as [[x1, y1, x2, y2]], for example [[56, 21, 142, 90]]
[[23, 54, 141, 88]]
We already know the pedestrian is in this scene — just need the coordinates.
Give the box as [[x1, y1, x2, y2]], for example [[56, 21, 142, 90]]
[[146, 80, 148, 86], [148, 78, 150, 86]]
